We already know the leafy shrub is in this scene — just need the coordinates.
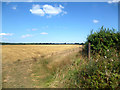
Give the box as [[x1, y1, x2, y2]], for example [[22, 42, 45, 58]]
[[49, 26, 120, 88], [65, 52, 120, 88], [85, 26, 120, 56], [60, 26, 120, 88]]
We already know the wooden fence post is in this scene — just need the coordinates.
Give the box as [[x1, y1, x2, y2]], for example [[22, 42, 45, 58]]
[[88, 42, 91, 60]]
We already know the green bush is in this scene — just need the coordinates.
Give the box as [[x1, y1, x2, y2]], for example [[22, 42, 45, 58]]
[[65, 53, 120, 88], [62, 26, 120, 88], [49, 26, 120, 88], [85, 26, 120, 56]]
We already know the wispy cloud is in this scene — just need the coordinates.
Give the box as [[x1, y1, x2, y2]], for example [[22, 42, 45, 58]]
[[27, 28, 38, 31], [93, 19, 99, 23], [12, 6, 17, 10], [30, 4, 67, 17], [5, 0, 11, 5], [40, 32, 48, 35], [108, 0, 120, 4], [6, 2, 10, 5], [21, 34, 32, 38], [0, 37, 9, 42], [27, 0, 34, 2], [42, 26, 48, 29], [31, 28, 38, 31], [0, 33, 13, 36]]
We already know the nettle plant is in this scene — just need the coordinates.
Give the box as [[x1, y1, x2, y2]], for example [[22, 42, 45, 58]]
[[85, 26, 120, 57]]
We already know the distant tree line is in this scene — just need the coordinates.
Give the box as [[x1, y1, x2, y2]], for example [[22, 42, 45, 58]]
[[0, 42, 84, 45]]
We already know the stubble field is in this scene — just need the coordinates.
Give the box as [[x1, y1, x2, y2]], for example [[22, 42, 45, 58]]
[[2, 45, 82, 88], [2, 45, 82, 64]]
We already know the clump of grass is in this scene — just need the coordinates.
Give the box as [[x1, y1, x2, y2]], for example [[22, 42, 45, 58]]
[[31, 58, 53, 88], [31, 51, 78, 88]]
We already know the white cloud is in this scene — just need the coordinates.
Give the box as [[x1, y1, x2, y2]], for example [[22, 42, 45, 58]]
[[108, 0, 120, 4], [12, 6, 17, 10], [43, 4, 62, 15], [108, 1, 113, 3], [30, 4, 67, 17], [59, 5, 64, 9], [40, 32, 48, 35], [93, 19, 99, 23], [0, 33, 13, 36], [30, 5, 45, 16], [21, 34, 32, 38]]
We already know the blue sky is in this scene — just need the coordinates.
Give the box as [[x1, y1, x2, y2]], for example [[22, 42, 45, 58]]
[[1, 2, 118, 43]]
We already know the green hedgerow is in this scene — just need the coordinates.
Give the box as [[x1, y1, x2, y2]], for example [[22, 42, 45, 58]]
[[85, 26, 120, 56], [65, 55, 120, 88], [63, 26, 120, 88]]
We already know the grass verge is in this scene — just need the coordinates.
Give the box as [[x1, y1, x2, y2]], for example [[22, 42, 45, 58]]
[[48, 51, 120, 88]]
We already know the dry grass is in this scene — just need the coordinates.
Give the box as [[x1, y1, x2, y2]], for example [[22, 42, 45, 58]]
[[2, 45, 82, 64], [2, 45, 82, 88]]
